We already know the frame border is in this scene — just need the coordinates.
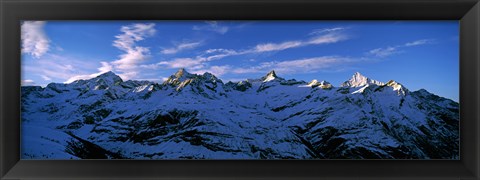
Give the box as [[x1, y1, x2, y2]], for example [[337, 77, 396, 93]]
[[1, 0, 479, 179]]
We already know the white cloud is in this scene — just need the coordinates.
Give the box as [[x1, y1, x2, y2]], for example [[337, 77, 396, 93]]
[[21, 21, 50, 58], [232, 56, 352, 74], [98, 61, 113, 72], [204, 48, 237, 54], [252, 33, 347, 53], [144, 27, 349, 76], [21, 79, 35, 86], [193, 21, 229, 34], [254, 41, 303, 52], [111, 23, 156, 80], [64, 61, 114, 83], [307, 33, 348, 45], [22, 22, 158, 84], [23, 54, 99, 82], [184, 30, 348, 66], [309, 27, 346, 35], [367, 39, 434, 58], [113, 23, 156, 52], [368, 47, 398, 57], [161, 41, 202, 54], [190, 65, 231, 77], [157, 58, 204, 69], [404, 39, 434, 47]]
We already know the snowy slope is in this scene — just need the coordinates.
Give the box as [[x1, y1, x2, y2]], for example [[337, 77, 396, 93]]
[[21, 69, 459, 159]]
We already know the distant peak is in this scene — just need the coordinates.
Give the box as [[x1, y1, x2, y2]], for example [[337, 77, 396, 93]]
[[89, 71, 123, 87], [386, 80, 408, 95], [267, 70, 277, 77], [308, 79, 332, 89], [353, 72, 364, 78], [98, 71, 117, 77], [308, 79, 319, 86], [352, 72, 367, 81], [341, 72, 384, 87], [96, 71, 122, 81], [163, 68, 197, 86], [174, 68, 191, 78], [262, 70, 282, 82], [202, 72, 220, 81]]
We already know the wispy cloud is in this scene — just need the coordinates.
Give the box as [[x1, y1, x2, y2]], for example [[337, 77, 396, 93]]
[[56, 23, 156, 83], [204, 30, 347, 60], [190, 65, 231, 77], [193, 21, 229, 34], [307, 33, 348, 45], [404, 39, 434, 47], [368, 47, 398, 58], [145, 27, 350, 74], [64, 61, 113, 83], [156, 58, 205, 69], [22, 53, 111, 84], [253, 33, 347, 53], [111, 23, 156, 80], [24, 54, 89, 80], [254, 41, 303, 52], [161, 41, 202, 54], [309, 27, 346, 36], [21, 21, 50, 58], [368, 39, 435, 58], [232, 56, 353, 75]]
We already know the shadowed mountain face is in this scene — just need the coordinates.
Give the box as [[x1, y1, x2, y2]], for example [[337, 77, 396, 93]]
[[21, 69, 459, 159]]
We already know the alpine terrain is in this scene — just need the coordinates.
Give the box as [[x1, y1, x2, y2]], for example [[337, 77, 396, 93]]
[[21, 69, 459, 159]]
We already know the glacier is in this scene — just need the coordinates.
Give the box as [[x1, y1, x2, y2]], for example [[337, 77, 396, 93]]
[[21, 69, 459, 159]]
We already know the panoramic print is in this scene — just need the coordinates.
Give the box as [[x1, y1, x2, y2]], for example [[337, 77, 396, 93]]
[[21, 21, 459, 159]]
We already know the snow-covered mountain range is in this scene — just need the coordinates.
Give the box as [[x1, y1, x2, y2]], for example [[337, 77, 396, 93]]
[[21, 69, 459, 159]]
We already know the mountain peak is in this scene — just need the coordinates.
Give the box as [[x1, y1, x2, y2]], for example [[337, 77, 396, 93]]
[[341, 72, 384, 87], [94, 71, 123, 84], [174, 68, 192, 78], [385, 80, 408, 95], [307, 79, 332, 89], [99, 71, 116, 76], [164, 68, 197, 86], [262, 70, 282, 82], [267, 70, 277, 77]]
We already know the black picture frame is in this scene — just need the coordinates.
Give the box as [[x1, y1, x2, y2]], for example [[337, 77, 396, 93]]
[[1, 0, 479, 179]]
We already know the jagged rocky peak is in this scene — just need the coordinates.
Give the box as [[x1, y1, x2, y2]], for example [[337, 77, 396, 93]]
[[385, 80, 408, 96], [307, 79, 332, 89], [201, 72, 221, 82], [164, 68, 196, 86], [84, 71, 123, 90], [229, 80, 252, 92], [320, 80, 332, 89], [386, 80, 405, 89], [307, 79, 320, 86], [69, 71, 122, 86], [95, 71, 123, 83], [261, 70, 285, 82], [174, 68, 188, 78], [341, 72, 384, 88]]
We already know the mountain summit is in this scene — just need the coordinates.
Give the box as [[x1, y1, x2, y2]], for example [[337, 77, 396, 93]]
[[341, 72, 384, 87], [94, 71, 123, 84], [163, 68, 196, 86], [261, 70, 285, 82]]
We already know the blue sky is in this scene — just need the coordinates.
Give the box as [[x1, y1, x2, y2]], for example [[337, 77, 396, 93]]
[[21, 21, 459, 101]]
